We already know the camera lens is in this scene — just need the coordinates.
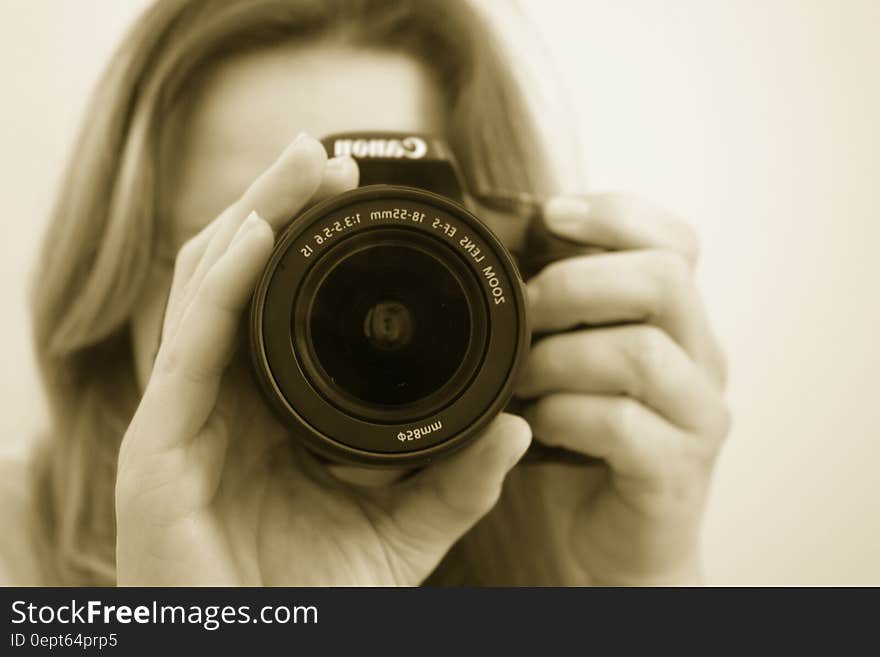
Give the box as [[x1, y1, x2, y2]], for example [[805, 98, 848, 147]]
[[307, 242, 471, 406], [250, 185, 528, 466], [298, 232, 485, 421]]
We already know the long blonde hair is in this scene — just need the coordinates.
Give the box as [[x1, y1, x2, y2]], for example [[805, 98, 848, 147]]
[[31, 0, 570, 585]]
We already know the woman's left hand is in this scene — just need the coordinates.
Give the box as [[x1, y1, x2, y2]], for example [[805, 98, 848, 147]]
[[514, 193, 730, 585]]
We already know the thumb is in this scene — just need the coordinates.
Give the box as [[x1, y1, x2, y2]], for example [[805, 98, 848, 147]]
[[388, 413, 531, 575]]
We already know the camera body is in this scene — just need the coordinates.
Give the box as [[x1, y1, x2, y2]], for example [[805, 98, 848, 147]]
[[249, 132, 590, 467]]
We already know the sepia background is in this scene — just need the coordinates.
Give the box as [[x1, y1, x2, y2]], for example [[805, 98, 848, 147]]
[[1, 0, 877, 585]]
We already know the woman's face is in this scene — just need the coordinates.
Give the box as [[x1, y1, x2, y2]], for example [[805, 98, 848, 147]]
[[132, 42, 448, 387]]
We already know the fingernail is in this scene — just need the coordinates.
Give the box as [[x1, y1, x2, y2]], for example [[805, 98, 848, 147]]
[[325, 154, 354, 172], [283, 131, 311, 155], [545, 196, 590, 239], [232, 210, 263, 244]]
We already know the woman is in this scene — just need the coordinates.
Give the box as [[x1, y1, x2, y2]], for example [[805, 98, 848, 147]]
[[6, 0, 729, 585]]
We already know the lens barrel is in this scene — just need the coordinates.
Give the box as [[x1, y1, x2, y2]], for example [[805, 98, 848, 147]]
[[250, 185, 528, 466]]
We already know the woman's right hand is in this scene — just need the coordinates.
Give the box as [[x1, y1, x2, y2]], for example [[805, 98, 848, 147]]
[[114, 134, 531, 586]]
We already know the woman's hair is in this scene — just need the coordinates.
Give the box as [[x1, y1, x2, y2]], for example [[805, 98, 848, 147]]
[[31, 0, 573, 585]]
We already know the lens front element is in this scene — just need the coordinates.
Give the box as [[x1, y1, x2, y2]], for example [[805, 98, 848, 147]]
[[299, 233, 483, 421]]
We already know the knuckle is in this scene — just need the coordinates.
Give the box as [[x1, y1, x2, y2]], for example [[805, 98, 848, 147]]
[[652, 249, 692, 288], [713, 345, 730, 390], [605, 398, 657, 471], [475, 478, 506, 514], [714, 401, 733, 442], [154, 342, 210, 388], [198, 266, 237, 314], [153, 343, 180, 379], [625, 326, 671, 386], [675, 220, 701, 264], [691, 401, 732, 463], [636, 440, 710, 511], [175, 235, 202, 269], [607, 396, 640, 441], [642, 250, 694, 307], [532, 336, 572, 385]]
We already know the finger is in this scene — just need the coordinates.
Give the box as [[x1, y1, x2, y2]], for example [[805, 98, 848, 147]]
[[522, 393, 695, 479], [543, 193, 699, 267], [141, 211, 275, 448], [389, 414, 531, 564], [516, 325, 729, 437], [309, 155, 359, 204], [162, 222, 224, 339], [528, 249, 726, 387], [172, 133, 327, 339], [188, 153, 355, 292], [237, 132, 329, 230], [163, 143, 349, 340]]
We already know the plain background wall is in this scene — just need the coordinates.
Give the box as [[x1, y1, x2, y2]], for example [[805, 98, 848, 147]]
[[1, 1, 877, 585]]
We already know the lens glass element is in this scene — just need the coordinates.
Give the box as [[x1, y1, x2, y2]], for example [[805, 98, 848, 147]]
[[306, 242, 471, 407]]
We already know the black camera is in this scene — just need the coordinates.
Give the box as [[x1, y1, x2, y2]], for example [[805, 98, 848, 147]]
[[249, 132, 593, 467]]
